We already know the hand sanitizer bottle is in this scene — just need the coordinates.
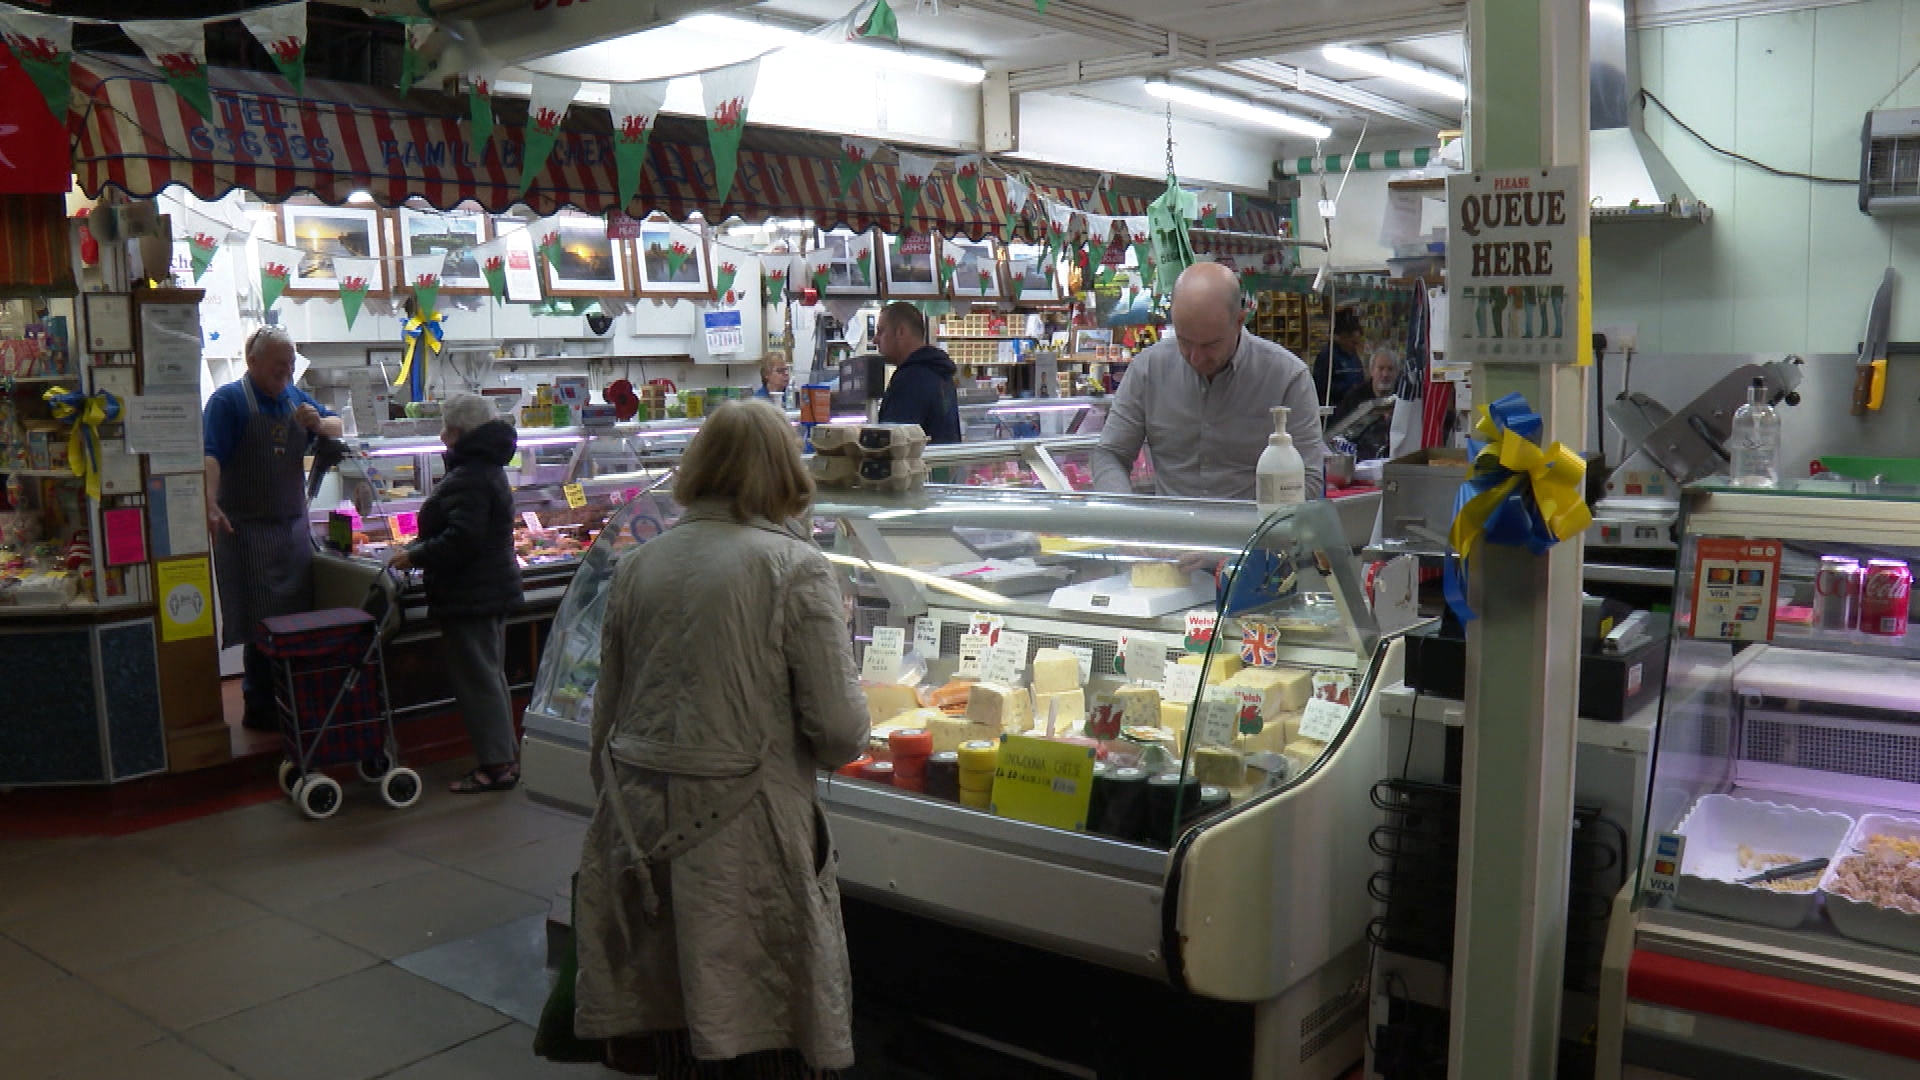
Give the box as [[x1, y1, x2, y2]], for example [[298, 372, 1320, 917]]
[[1257, 406, 1307, 514], [1729, 377, 1780, 488]]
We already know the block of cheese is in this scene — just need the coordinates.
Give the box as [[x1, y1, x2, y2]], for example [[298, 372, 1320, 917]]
[[1283, 738, 1328, 768], [1178, 652, 1243, 684], [1032, 688, 1086, 732], [1031, 648, 1082, 694], [1114, 684, 1162, 728], [931, 715, 1001, 754], [967, 681, 1034, 734], [1159, 699, 1193, 741], [1193, 746, 1248, 788], [1131, 562, 1189, 590], [872, 708, 946, 752], [863, 683, 924, 726], [1225, 667, 1313, 714], [1235, 723, 1290, 757]]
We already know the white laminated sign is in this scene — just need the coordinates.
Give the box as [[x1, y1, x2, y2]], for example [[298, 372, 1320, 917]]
[[1446, 166, 1585, 364]]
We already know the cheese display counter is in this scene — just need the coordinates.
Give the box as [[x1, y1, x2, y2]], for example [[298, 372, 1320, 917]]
[[1601, 481, 1920, 1078], [523, 485, 1399, 1077]]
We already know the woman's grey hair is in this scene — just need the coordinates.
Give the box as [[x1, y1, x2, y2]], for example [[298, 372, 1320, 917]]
[[440, 394, 498, 437], [244, 325, 295, 361]]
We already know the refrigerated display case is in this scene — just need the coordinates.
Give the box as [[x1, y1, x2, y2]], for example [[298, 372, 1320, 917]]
[[1601, 481, 1920, 1079], [522, 485, 1401, 1077]]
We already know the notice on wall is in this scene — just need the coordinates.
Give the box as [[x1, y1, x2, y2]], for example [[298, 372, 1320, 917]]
[[703, 309, 745, 354], [146, 473, 209, 557], [1446, 167, 1586, 365], [125, 394, 205, 472], [139, 303, 203, 391], [1689, 537, 1781, 642], [156, 557, 215, 642]]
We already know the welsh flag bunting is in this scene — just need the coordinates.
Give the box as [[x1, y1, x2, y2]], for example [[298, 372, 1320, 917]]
[[0, 10, 72, 122], [533, 214, 568, 275], [1096, 266, 1117, 289], [519, 74, 582, 196], [714, 261, 738, 301], [405, 254, 443, 316], [806, 251, 833, 297], [838, 136, 880, 199], [467, 73, 496, 145], [334, 257, 380, 328], [609, 80, 669, 212], [257, 241, 303, 313], [181, 207, 232, 283], [701, 58, 761, 204], [938, 239, 962, 296], [240, 4, 307, 95], [123, 20, 214, 121], [1085, 213, 1115, 271], [763, 263, 788, 306], [1003, 178, 1030, 243], [665, 240, 694, 280], [856, 0, 900, 41], [1006, 264, 1023, 300], [1239, 266, 1260, 296], [954, 155, 984, 211], [1125, 217, 1150, 267], [1199, 201, 1220, 230], [896, 152, 935, 228], [397, 19, 436, 96], [479, 249, 507, 304], [855, 245, 873, 288]]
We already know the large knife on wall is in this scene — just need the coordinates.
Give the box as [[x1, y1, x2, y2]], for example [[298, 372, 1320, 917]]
[[1852, 268, 1896, 415]]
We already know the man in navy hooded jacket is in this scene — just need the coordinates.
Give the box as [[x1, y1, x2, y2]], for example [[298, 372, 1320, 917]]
[[874, 301, 962, 443]]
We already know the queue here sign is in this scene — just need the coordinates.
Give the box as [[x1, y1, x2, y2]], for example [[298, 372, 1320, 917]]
[[1446, 167, 1586, 364]]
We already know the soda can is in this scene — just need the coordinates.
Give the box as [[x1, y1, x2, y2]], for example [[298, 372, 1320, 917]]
[[1861, 559, 1913, 639], [1814, 556, 1863, 633]]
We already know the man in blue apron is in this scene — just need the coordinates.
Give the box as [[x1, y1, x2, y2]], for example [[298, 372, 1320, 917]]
[[203, 327, 342, 730]]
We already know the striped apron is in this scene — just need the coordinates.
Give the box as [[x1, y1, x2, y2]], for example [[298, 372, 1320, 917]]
[[214, 382, 314, 648]]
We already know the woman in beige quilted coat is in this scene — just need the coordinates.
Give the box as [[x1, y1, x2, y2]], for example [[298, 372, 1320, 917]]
[[573, 400, 869, 1078]]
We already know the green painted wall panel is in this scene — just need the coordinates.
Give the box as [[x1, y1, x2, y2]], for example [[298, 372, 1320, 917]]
[[1729, 11, 1814, 353]]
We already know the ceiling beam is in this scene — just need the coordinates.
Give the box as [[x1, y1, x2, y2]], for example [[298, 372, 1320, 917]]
[[1221, 59, 1456, 131]]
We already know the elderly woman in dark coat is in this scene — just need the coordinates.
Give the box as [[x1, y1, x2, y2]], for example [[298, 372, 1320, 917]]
[[390, 394, 524, 793]]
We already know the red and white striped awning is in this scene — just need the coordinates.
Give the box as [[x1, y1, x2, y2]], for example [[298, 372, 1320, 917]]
[[70, 53, 1285, 247]]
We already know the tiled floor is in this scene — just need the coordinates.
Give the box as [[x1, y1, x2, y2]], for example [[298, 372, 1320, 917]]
[[0, 761, 619, 1080]]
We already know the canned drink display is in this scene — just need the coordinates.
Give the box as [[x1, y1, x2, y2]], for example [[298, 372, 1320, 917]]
[[1861, 559, 1913, 638], [1813, 556, 1863, 634]]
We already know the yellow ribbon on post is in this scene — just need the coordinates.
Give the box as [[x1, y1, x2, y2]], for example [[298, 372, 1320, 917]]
[[1443, 393, 1593, 621], [394, 311, 446, 402], [43, 387, 121, 500]]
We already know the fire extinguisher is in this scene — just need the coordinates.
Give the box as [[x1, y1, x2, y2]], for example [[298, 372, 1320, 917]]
[[75, 208, 99, 268]]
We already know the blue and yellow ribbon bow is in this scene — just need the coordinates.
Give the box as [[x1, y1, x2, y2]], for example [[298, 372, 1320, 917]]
[[1444, 392, 1593, 622], [395, 311, 445, 403], [43, 387, 122, 500]]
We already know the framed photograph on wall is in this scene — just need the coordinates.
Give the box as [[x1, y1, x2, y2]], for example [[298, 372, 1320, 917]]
[[944, 236, 1004, 302], [544, 215, 631, 297], [818, 228, 879, 296], [880, 232, 942, 299], [278, 203, 386, 294], [632, 220, 712, 299], [1004, 241, 1061, 303], [397, 206, 489, 293]]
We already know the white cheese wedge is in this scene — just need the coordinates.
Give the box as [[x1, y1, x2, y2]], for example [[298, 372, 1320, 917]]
[[1031, 648, 1083, 694], [1179, 652, 1243, 684], [931, 715, 1001, 754], [966, 681, 1034, 734], [1130, 562, 1189, 589], [863, 683, 923, 726], [1193, 746, 1248, 787], [1225, 667, 1313, 714], [1114, 684, 1162, 728], [1033, 689, 1086, 732]]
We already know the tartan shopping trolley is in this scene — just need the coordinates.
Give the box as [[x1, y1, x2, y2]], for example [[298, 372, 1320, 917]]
[[258, 583, 420, 820]]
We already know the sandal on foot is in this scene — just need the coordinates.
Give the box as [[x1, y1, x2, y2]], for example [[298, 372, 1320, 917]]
[[449, 765, 519, 794]]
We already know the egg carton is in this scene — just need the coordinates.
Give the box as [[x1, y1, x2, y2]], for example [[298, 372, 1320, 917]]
[[809, 423, 927, 460]]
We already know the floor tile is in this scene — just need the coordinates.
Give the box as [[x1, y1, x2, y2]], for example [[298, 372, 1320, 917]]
[[456, 830, 584, 900], [88, 914, 378, 1030], [0, 836, 100, 869], [367, 793, 585, 866], [283, 865, 548, 959], [195, 838, 438, 914], [0, 975, 167, 1080], [5, 875, 267, 973], [113, 799, 347, 873], [383, 1022, 626, 1080], [395, 913, 553, 1028], [183, 965, 510, 1080], [46, 1037, 242, 1080], [0, 932, 69, 990], [0, 845, 185, 925]]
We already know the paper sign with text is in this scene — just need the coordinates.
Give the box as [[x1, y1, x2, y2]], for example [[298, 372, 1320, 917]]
[[967, 612, 1004, 643], [1123, 637, 1167, 685], [989, 734, 1098, 831], [1161, 663, 1204, 704], [563, 483, 588, 509], [1196, 692, 1240, 748], [1446, 166, 1585, 365], [913, 617, 941, 656], [983, 644, 1025, 686], [521, 511, 544, 533], [957, 633, 991, 677], [1298, 698, 1349, 743]]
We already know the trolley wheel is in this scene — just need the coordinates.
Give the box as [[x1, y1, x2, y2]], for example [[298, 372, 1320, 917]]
[[381, 767, 422, 809], [357, 754, 392, 783], [277, 759, 300, 797], [294, 774, 343, 820]]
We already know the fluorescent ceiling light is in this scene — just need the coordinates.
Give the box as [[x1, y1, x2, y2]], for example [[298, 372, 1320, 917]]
[[1143, 81, 1332, 140], [1321, 46, 1466, 101], [679, 15, 986, 84]]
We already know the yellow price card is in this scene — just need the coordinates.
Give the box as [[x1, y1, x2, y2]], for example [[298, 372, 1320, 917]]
[[989, 734, 1097, 831]]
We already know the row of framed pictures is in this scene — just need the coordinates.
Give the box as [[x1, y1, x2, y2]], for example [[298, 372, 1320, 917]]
[[271, 201, 1081, 303]]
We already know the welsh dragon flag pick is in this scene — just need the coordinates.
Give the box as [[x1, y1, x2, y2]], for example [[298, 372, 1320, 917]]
[[0, 10, 72, 122], [333, 257, 380, 328], [467, 73, 496, 145], [257, 241, 303, 314], [838, 136, 880, 199], [701, 58, 761, 205], [241, 4, 307, 95], [519, 74, 582, 197], [122, 20, 214, 121], [895, 152, 936, 229], [610, 80, 668, 212]]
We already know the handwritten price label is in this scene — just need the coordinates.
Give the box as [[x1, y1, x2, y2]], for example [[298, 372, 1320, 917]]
[[1123, 637, 1167, 685], [1297, 698, 1348, 742], [913, 617, 941, 656], [957, 633, 991, 677], [563, 483, 587, 509], [1161, 663, 1203, 704], [1196, 692, 1240, 748]]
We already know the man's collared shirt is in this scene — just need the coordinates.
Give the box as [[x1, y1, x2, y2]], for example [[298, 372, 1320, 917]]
[[202, 376, 334, 466], [1090, 330, 1326, 501]]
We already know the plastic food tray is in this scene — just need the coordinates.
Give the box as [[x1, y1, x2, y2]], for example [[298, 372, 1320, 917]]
[[1819, 812, 1920, 954], [1672, 794, 1854, 930]]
